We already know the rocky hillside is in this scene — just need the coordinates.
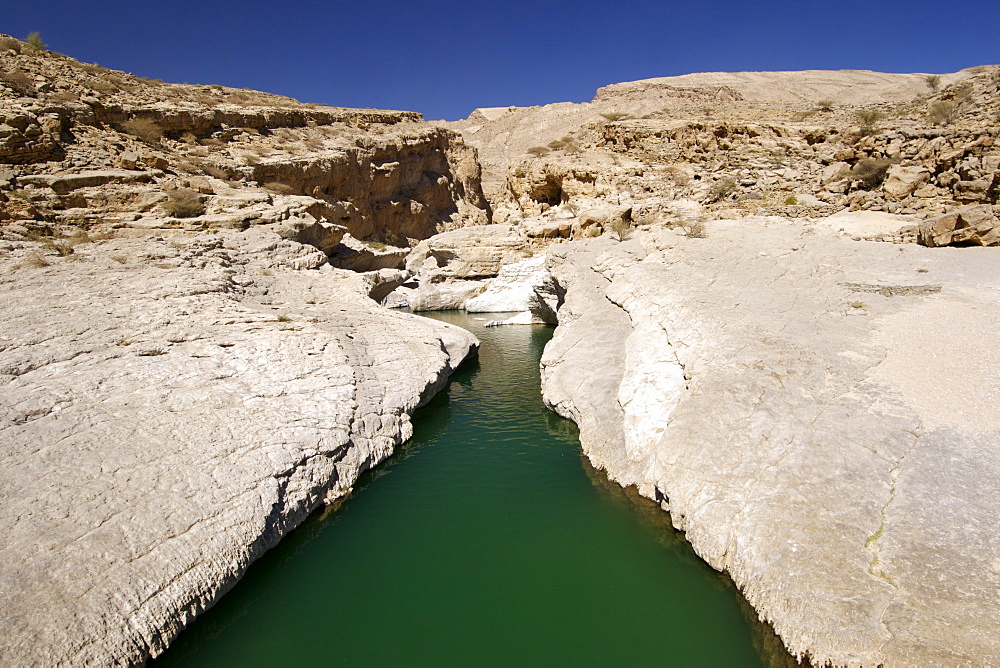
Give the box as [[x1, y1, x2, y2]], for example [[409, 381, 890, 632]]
[[448, 66, 999, 242], [0, 34, 490, 250]]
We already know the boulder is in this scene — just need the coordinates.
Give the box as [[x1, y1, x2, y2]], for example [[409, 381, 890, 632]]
[[410, 279, 486, 311], [572, 205, 631, 238], [918, 204, 999, 247], [523, 215, 572, 239], [882, 165, 931, 200], [270, 218, 346, 256], [327, 233, 408, 272]]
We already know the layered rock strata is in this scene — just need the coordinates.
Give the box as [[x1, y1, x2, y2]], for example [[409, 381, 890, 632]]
[[0, 230, 477, 665], [540, 223, 1000, 665]]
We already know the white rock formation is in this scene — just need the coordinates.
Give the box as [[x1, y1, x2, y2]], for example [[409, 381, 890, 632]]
[[465, 254, 561, 324], [0, 230, 477, 665], [540, 220, 1000, 665]]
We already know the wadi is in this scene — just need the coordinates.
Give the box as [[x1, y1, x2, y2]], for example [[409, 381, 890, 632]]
[[1, 32, 998, 665]]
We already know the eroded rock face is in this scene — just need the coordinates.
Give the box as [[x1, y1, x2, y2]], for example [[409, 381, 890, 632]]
[[391, 225, 530, 310], [0, 230, 478, 665], [465, 254, 562, 324], [0, 43, 490, 246], [539, 222, 1000, 665]]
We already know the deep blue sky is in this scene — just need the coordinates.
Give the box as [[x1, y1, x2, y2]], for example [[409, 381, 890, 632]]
[[5, 1, 998, 120]]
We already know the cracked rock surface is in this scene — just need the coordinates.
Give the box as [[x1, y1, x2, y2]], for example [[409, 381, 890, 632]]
[[0, 230, 477, 665], [540, 220, 1000, 665]]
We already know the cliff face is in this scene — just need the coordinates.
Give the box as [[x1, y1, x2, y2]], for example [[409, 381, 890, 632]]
[[0, 38, 490, 247]]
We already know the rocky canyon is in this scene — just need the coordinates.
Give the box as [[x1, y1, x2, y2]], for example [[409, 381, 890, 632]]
[[2, 32, 999, 665]]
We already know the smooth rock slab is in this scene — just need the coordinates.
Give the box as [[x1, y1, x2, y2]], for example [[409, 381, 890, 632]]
[[0, 231, 477, 665], [540, 220, 1000, 665]]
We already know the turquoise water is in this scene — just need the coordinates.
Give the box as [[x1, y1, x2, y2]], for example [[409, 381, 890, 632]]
[[156, 312, 790, 666]]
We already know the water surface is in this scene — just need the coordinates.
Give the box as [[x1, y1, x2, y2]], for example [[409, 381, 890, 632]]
[[157, 312, 789, 666]]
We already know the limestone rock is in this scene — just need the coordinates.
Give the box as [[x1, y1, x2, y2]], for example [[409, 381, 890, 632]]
[[466, 254, 562, 324], [327, 233, 408, 272], [409, 224, 527, 278], [540, 220, 1000, 665], [572, 204, 632, 238], [270, 218, 347, 256], [409, 278, 486, 311], [882, 165, 930, 200], [918, 204, 999, 246], [0, 231, 477, 665]]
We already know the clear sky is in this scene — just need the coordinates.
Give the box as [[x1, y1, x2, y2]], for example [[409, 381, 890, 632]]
[[4, 1, 998, 120]]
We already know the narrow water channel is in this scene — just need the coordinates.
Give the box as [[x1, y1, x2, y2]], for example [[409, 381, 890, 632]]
[[156, 312, 792, 666]]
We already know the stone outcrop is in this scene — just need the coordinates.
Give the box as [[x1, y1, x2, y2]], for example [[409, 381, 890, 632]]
[[465, 254, 562, 324], [0, 230, 478, 665], [918, 203, 1000, 246], [389, 225, 531, 310], [540, 222, 1000, 665], [450, 65, 999, 236]]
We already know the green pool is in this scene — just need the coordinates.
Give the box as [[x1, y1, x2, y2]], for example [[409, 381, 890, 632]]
[[156, 312, 792, 666]]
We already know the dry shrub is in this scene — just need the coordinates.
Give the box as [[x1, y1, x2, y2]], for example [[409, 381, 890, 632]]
[[526, 146, 550, 157], [122, 117, 163, 144], [682, 220, 706, 238], [609, 217, 632, 241], [708, 176, 737, 202], [88, 79, 118, 94], [162, 189, 205, 218], [600, 112, 629, 121], [24, 251, 50, 268], [928, 100, 957, 126], [199, 164, 229, 180], [48, 90, 78, 103], [0, 70, 34, 94], [848, 158, 893, 190], [0, 36, 22, 53], [263, 182, 296, 195]]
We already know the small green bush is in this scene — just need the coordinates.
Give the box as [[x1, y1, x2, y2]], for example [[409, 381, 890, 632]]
[[925, 74, 941, 92], [599, 112, 629, 121], [784, 195, 799, 205], [526, 146, 550, 157], [24, 32, 46, 54], [855, 110, 882, 136], [817, 99, 834, 112]]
